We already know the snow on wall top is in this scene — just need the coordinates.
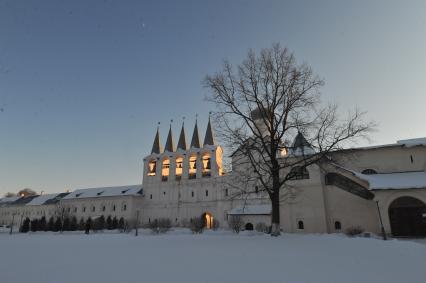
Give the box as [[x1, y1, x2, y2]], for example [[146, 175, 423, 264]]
[[397, 137, 426, 146], [62, 185, 143, 200], [26, 193, 61, 206], [356, 171, 426, 190], [228, 204, 271, 215]]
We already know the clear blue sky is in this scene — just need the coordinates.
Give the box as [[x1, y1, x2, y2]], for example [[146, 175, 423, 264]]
[[0, 0, 425, 194]]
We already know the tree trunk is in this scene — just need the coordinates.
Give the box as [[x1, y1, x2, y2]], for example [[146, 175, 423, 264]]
[[270, 190, 281, 236]]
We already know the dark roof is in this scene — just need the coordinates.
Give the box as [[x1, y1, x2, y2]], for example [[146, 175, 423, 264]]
[[151, 127, 162, 154], [43, 192, 70, 205], [12, 195, 39, 205], [292, 132, 311, 149], [203, 118, 215, 146], [190, 120, 201, 148], [177, 123, 187, 150], [164, 125, 174, 152]]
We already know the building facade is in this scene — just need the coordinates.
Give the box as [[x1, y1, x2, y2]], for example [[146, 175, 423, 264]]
[[1, 119, 425, 237]]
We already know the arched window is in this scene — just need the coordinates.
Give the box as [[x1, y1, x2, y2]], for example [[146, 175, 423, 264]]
[[202, 153, 212, 177], [288, 166, 309, 180], [147, 159, 157, 176], [298, 220, 304, 230], [175, 157, 183, 180], [362, 169, 377, 175], [189, 155, 197, 179], [161, 158, 170, 181], [334, 221, 341, 230]]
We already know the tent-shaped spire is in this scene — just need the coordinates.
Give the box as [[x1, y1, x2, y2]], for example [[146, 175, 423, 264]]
[[203, 117, 215, 146], [151, 126, 162, 154], [190, 120, 201, 148], [292, 132, 311, 149], [164, 125, 175, 152], [177, 122, 187, 151]]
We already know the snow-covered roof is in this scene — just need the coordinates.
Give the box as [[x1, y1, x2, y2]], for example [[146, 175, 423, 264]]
[[0, 196, 21, 204], [356, 171, 426, 190], [228, 204, 271, 215], [26, 193, 61, 206], [62, 185, 143, 200]]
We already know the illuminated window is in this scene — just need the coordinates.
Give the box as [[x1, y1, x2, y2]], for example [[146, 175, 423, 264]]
[[148, 160, 157, 176], [162, 158, 170, 181], [175, 157, 183, 180], [189, 155, 197, 179]]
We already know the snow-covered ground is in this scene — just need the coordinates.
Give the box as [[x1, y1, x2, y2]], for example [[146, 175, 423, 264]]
[[0, 230, 425, 283]]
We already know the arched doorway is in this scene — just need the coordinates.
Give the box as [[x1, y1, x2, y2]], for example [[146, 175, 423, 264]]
[[201, 212, 213, 229], [245, 223, 254, 231], [389, 196, 426, 237]]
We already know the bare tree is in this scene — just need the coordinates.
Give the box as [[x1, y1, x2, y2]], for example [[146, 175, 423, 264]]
[[228, 215, 244, 234], [204, 43, 374, 236]]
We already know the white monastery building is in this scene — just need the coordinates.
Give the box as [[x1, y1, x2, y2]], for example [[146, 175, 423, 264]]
[[1, 117, 426, 237]]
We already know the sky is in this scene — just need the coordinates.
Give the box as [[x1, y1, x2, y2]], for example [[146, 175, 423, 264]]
[[0, 0, 425, 195]]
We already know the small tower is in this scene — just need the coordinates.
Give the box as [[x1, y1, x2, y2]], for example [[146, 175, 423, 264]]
[[203, 116, 215, 146], [190, 119, 201, 148], [151, 125, 162, 154], [177, 121, 187, 151], [164, 124, 175, 153]]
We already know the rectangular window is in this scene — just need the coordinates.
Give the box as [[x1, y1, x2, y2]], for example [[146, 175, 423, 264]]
[[191, 191, 194, 197], [205, 190, 209, 197], [225, 189, 228, 197], [92, 206, 95, 212], [150, 194, 152, 199], [123, 204, 127, 211], [113, 205, 116, 212]]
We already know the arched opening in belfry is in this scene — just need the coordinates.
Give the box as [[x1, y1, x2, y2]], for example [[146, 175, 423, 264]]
[[161, 158, 170, 181], [202, 153, 212, 177], [175, 156, 183, 181], [147, 159, 157, 176], [389, 196, 426, 237], [189, 155, 197, 179]]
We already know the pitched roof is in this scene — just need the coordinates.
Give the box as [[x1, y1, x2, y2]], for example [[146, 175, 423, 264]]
[[292, 132, 311, 148], [203, 118, 215, 146], [177, 123, 187, 151], [26, 193, 64, 206], [190, 120, 201, 148], [0, 196, 21, 205], [62, 185, 143, 200], [164, 125, 175, 152], [151, 127, 162, 154]]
